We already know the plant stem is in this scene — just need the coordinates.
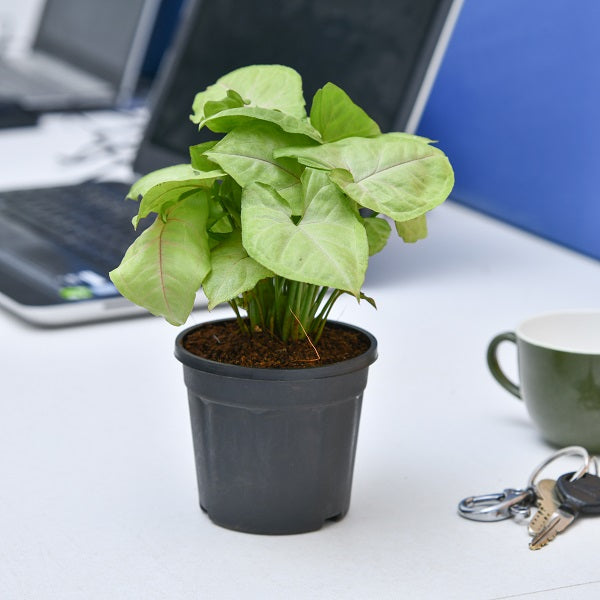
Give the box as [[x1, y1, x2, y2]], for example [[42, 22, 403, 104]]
[[234, 277, 347, 344], [229, 300, 249, 335]]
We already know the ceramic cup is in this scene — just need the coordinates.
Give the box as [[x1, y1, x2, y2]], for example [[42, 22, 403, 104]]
[[487, 311, 600, 451]]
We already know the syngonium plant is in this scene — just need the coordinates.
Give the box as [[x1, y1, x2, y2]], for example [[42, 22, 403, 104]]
[[109, 65, 454, 342]]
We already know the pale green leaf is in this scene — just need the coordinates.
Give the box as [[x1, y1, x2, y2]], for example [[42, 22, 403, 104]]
[[275, 134, 454, 221], [386, 131, 436, 143], [200, 107, 321, 140], [189, 141, 220, 171], [191, 65, 307, 125], [203, 89, 248, 118], [363, 216, 392, 255], [205, 121, 316, 215], [310, 82, 380, 142], [129, 164, 224, 227], [109, 196, 211, 326], [360, 291, 377, 309], [241, 181, 368, 296], [202, 231, 273, 309], [299, 168, 331, 215], [395, 214, 428, 243], [127, 164, 221, 200]]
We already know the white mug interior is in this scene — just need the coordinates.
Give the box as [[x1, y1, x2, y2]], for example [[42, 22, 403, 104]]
[[517, 310, 600, 354]]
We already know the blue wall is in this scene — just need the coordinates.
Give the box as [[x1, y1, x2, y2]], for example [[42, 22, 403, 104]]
[[418, 0, 600, 260]]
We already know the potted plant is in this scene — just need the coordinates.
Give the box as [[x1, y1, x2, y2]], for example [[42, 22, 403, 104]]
[[110, 65, 454, 534]]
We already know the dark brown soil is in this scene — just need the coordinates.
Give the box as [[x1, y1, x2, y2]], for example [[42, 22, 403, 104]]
[[183, 320, 370, 369]]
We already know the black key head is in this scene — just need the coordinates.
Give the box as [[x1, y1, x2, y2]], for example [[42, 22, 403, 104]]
[[556, 472, 600, 515]]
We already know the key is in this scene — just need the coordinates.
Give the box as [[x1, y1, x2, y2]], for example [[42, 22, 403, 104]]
[[529, 471, 600, 550], [529, 505, 576, 550], [556, 471, 600, 514], [528, 479, 559, 536]]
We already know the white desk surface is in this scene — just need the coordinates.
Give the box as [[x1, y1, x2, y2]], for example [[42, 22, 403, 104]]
[[2, 113, 600, 600]]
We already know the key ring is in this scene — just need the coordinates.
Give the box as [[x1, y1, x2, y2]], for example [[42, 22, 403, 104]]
[[527, 446, 596, 488], [457, 446, 598, 522]]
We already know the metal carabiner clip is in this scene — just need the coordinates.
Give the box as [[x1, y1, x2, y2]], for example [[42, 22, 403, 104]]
[[458, 487, 534, 522]]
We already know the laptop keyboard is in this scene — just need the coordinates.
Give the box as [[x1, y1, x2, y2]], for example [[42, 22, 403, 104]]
[[0, 181, 146, 271]]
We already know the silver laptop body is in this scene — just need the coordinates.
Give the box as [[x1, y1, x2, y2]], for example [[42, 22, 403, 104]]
[[0, 0, 161, 111]]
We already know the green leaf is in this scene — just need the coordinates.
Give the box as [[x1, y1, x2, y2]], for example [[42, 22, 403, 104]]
[[363, 216, 392, 255], [359, 291, 377, 309], [203, 89, 248, 119], [132, 166, 223, 226], [202, 231, 273, 309], [386, 131, 436, 143], [109, 195, 211, 326], [205, 121, 316, 215], [310, 82, 380, 142], [189, 141, 220, 171], [395, 214, 428, 243], [214, 177, 242, 228], [241, 181, 368, 296], [191, 64, 307, 125], [206, 197, 231, 233], [200, 107, 321, 140], [275, 133, 454, 222], [299, 168, 331, 215], [127, 164, 220, 200]]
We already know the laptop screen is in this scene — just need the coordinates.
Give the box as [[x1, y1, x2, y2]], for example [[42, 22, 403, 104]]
[[33, 0, 152, 86], [134, 0, 461, 174]]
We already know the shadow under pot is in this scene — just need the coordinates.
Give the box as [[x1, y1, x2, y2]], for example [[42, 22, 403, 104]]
[[174, 319, 378, 535]]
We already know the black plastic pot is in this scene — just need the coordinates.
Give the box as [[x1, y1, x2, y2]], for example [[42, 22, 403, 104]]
[[174, 319, 377, 535]]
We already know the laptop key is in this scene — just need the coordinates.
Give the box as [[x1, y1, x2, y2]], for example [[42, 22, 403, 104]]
[[0, 181, 146, 271]]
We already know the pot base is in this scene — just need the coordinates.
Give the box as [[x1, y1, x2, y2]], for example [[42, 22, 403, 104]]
[[201, 503, 348, 536]]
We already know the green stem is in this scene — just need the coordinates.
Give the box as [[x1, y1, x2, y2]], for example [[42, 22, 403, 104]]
[[283, 280, 299, 341], [231, 276, 346, 344], [291, 282, 304, 340], [229, 300, 249, 335], [314, 290, 343, 342], [311, 286, 330, 324]]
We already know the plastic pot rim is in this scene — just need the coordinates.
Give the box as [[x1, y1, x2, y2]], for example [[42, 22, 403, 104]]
[[174, 318, 378, 381]]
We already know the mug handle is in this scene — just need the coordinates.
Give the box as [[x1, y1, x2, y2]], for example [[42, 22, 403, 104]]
[[486, 332, 522, 399]]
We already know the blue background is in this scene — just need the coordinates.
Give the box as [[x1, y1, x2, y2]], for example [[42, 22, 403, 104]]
[[418, 0, 600, 261]]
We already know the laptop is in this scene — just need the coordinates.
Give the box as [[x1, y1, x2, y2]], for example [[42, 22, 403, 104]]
[[0, 0, 463, 326], [0, 0, 161, 112]]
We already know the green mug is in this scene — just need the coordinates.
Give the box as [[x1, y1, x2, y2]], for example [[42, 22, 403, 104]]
[[487, 311, 600, 452]]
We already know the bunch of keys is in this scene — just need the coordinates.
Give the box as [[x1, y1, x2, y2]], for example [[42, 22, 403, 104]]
[[458, 446, 600, 550]]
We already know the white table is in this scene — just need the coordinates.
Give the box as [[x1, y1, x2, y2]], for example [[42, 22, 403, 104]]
[[2, 113, 600, 599]]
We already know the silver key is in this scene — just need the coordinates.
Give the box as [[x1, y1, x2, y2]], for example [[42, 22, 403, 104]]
[[529, 505, 576, 550], [528, 479, 559, 536]]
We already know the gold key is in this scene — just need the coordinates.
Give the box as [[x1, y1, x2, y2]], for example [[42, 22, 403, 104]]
[[529, 506, 576, 550], [528, 479, 559, 536]]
